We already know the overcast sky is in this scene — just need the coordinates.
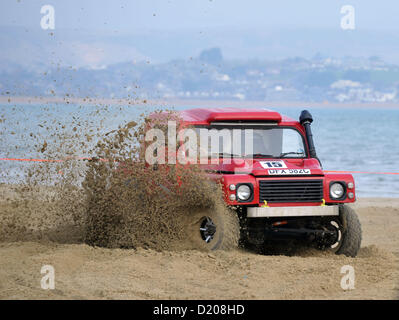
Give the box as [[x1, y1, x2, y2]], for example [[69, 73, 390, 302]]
[[1, 0, 398, 31]]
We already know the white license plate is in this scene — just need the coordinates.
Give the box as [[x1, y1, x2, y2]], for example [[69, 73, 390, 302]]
[[268, 169, 311, 175]]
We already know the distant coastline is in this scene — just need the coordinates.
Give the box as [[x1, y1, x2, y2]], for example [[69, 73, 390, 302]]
[[1, 96, 399, 109]]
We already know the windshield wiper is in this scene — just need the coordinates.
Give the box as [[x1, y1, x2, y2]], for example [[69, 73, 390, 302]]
[[209, 152, 242, 158], [245, 153, 275, 158], [279, 152, 305, 158]]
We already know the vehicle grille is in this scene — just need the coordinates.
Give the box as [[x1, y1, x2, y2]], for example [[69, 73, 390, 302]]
[[259, 179, 323, 203]]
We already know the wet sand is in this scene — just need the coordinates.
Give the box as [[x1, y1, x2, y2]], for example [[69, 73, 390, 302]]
[[0, 193, 398, 300]]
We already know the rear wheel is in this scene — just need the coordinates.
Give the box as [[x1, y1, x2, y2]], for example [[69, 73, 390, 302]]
[[183, 206, 240, 251]]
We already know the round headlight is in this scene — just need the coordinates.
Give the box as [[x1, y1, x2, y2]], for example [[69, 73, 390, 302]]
[[237, 185, 251, 201], [330, 183, 345, 199]]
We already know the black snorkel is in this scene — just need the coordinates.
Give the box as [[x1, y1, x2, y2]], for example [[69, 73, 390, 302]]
[[299, 110, 321, 166]]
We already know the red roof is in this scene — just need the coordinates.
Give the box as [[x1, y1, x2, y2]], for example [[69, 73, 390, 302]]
[[179, 107, 289, 124]]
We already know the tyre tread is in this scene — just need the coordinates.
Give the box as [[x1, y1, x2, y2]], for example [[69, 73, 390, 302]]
[[336, 205, 362, 257]]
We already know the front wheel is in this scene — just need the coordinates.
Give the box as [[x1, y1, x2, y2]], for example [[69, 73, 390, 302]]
[[320, 205, 362, 257]]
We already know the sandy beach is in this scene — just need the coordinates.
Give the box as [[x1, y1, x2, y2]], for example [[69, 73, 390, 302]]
[[0, 189, 398, 300], [2, 0, 399, 303]]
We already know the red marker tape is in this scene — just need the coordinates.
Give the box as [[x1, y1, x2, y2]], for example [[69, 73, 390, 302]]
[[0, 157, 108, 162], [0, 158, 63, 163], [0, 158, 398, 175], [324, 170, 399, 175]]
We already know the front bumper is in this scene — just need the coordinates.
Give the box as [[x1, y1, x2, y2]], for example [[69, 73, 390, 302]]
[[247, 205, 339, 218]]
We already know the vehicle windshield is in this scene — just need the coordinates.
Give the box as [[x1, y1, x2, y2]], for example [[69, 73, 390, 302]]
[[194, 126, 306, 159]]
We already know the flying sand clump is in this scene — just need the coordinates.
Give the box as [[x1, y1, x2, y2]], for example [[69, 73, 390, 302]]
[[82, 110, 233, 250], [0, 109, 233, 251]]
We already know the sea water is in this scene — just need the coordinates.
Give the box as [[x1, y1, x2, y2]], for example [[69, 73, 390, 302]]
[[0, 103, 398, 197]]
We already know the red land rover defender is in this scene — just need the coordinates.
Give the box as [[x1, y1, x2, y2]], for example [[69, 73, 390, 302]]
[[177, 108, 361, 257]]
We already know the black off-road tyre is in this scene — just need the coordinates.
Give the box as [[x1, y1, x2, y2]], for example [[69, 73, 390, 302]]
[[335, 204, 362, 257], [183, 206, 240, 251]]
